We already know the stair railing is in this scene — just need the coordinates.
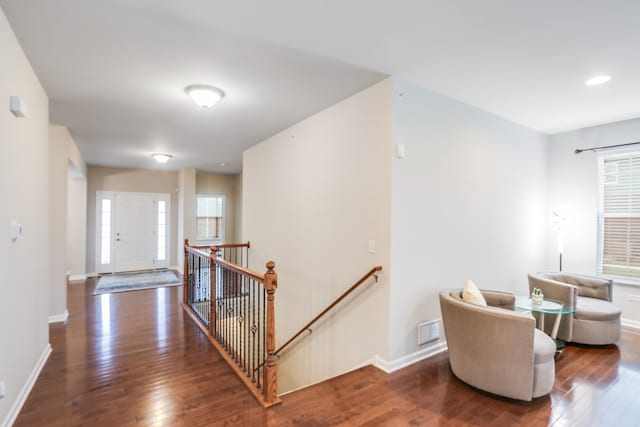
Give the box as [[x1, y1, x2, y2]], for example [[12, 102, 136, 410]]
[[182, 239, 280, 408], [273, 265, 382, 359]]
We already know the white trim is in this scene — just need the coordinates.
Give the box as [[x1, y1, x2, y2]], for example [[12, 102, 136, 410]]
[[373, 340, 448, 374], [612, 278, 640, 288], [48, 310, 69, 324], [621, 318, 640, 330], [1, 344, 52, 427], [86, 272, 98, 278], [170, 265, 182, 275], [68, 274, 87, 281]]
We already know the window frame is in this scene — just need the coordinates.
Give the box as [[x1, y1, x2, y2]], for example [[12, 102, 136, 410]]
[[195, 194, 225, 244], [597, 150, 640, 281]]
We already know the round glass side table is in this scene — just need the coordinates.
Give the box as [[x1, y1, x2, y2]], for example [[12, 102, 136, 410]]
[[515, 296, 576, 352]]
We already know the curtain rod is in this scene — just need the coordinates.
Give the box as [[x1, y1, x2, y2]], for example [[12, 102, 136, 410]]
[[575, 141, 640, 155]]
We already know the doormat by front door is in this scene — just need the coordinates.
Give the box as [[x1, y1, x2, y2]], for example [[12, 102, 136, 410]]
[[93, 270, 181, 295]]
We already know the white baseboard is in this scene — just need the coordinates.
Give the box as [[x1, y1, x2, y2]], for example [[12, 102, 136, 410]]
[[170, 265, 182, 275], [373, 340, 448, 374], [1, 343, 52, 427], [621, 318, 640, 330], [68, 274, 87, 281], [86, 272, 98, 278], [278, 341, 448, 396], [48, 310, 69, 324]]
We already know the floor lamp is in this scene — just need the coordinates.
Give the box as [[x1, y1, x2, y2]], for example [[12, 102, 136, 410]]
[[552, 206, 569, 271]]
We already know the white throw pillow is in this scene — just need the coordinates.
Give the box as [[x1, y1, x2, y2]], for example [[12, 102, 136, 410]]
[[462, 279, 487, 307]]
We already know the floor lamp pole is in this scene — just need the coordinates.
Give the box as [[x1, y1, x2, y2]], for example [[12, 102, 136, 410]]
[[559, 252, 563, 272]]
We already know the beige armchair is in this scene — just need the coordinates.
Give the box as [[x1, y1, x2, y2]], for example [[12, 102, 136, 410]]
[[439, 290, 556, 401], [528, 273, 621, 345]]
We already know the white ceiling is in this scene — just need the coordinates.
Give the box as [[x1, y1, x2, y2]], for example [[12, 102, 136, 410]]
[[3, 1, 640, 173]]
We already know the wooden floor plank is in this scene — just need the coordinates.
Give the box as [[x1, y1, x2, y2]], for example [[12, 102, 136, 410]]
[[12, 278, 640, 426]]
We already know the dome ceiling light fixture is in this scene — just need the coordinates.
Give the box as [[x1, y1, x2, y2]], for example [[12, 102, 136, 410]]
[[152, 153, 173, 164], [185, 85, 225, 108], [585, 75, 611, 86]]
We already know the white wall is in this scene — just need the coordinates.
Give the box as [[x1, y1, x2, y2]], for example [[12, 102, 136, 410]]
[[48, 126, 69, 319], [0, 7, 50, 425], [177, 167, 195, 272], [67, 170, 87, 277], [389, 79, 549, 359], [234, 173, 243, 242], [48, 125, 87, 318], [65, 127, 87, 278], [547, 117, 640, 323], [243, 79, 392, 393]]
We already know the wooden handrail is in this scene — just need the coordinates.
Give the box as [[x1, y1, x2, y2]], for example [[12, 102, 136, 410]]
[[213, 242, 251, 249], [274, 265, 382, 357], [185, 246, 210, 258], [190, 241, 250, 250], [186, 244, 264, 283], [213, 256, 265, 283]]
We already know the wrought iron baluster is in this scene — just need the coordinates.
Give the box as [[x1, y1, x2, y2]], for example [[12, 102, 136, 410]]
[[257, 280, 262, 389], [252, 278, 257, 383], [244, 275, 248, 372]]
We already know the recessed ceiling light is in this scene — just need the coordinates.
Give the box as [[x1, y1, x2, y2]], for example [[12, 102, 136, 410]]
[[185, 85, 225, 108], [585, 75, 611, 86], [219, 162, 228, 166], [152, 153, 172, 164]]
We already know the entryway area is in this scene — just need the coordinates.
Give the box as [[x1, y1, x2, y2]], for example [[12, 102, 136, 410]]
[[96, 191, 170, 274]]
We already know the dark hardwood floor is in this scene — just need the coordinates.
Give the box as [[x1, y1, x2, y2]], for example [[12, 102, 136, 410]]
[[14, 278, 640, 426]]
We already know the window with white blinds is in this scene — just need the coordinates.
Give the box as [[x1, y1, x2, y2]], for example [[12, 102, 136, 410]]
[[196, 195, 224, 242], [599, 152, 640, 278]]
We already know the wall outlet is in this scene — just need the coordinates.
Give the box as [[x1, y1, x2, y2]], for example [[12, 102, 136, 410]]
[[0, 381, 6, 399]]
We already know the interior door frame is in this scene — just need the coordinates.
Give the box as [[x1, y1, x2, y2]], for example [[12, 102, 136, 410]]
[[95, 191, 171, 274]]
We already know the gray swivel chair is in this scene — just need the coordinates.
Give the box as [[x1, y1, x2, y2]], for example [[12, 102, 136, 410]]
[[528, 273, 621, 345], [439, 290, 556, 401]]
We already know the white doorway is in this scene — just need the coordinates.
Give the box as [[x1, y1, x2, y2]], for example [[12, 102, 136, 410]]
[[96, 191, 170, 274]]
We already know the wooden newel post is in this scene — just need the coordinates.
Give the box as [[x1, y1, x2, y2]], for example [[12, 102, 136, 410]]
[[263, 260, 278, 405], [209, 246, 218, 337], [183, 239, 189, 305]]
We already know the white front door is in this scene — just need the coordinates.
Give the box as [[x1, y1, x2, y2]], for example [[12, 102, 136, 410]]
[[114, 193, 154, 272], [96, 191, 171, 274]]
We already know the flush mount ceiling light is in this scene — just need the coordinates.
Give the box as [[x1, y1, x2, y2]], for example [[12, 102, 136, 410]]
[[152, 153, 172, 164], [185, 85, 225, 108], [585, 75, 611, 86]]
